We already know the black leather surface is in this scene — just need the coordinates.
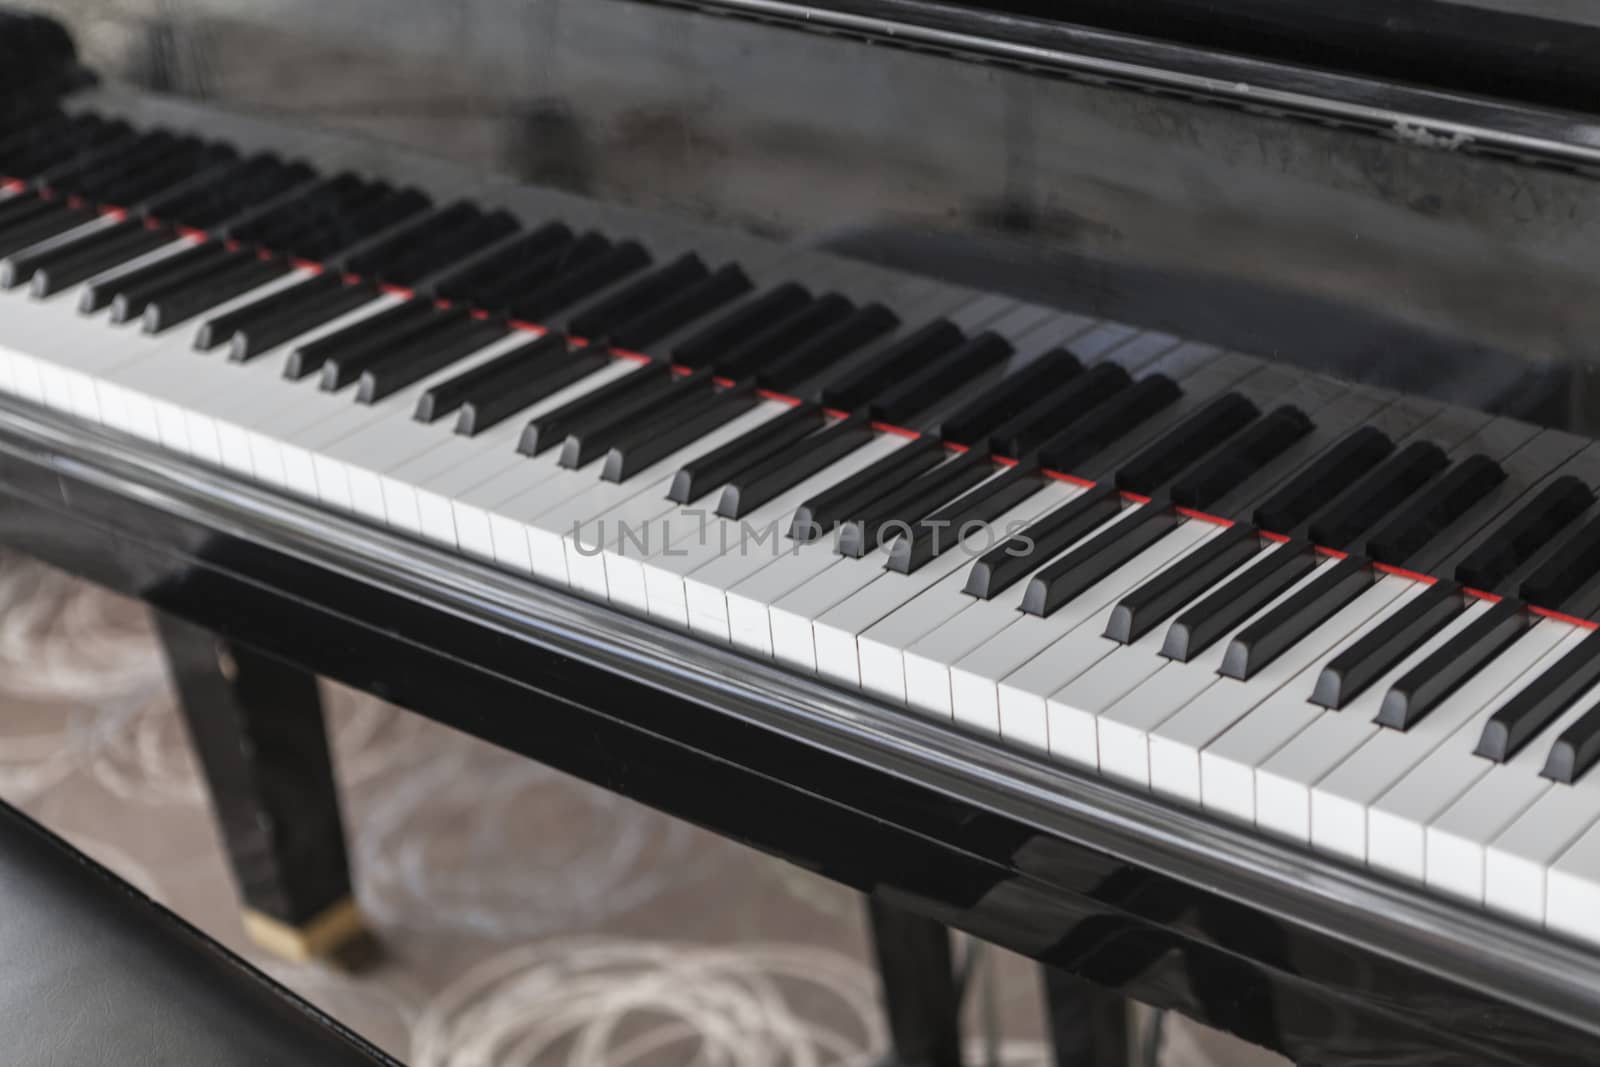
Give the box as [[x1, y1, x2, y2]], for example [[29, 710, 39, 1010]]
[[0, 801, 402, 1066]]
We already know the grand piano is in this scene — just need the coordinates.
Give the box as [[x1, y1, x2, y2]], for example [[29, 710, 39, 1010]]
[[3, 1, 1600, 1063]]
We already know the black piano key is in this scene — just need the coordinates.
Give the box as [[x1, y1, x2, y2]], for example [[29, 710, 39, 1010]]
[[1376, 598, 1531, 731], [757, 303, 897, 391], [887, 465, 1046, 575], [558, 367, 717, 469], [195, 271, 341, 350], [320, 306, 472, 391], [836, 449, 998, 558], [1115, 393, 1259, 495], [1169, 406, 1314, 510], [1306, 440, 1449, 550], [141, 255, 289, 333], [1519, 514, 1600, 611], [1476, 627, 1600, 762], [1020, 502, 1180, 617], [1543, 701, 1600, 784], [29, 223, 173, 298], [667, 402, 825, 504], [208, 174, 353, 248], [290, 187, 433, 262], [509, 240, 651, 324], [963, 483, 1122, 600], [715, 294, 856, 380], [337, 201, 479, 275], [31, 128, 140, 191], [518, 361, 673, 456], [3, 117, 125, 179], [1361, 454, 1506, 566], [1036, 374, 1182, 474], [1161, 539, 1319, 662], [374, 209, 519, 286], [455, 348, 611, 437], [250, 178, 394, 256], [672, 283, 811, 369], [6, 215, 159, 287], [424, 222, 573, 302], [3, 217, 132, 289], [0, 195, 59, 231], [608, 264, 753, 351], [282, 300, 433, 380], [1105, 521, 1261, 644], [2, 216, 124, 288], [67, 132, 193, 203], [79, 241, 220, 314], [356, 316, 510, 404], [1252, 426, 1395, 535], [788, 436, 945, 541], [990, 363, 1133, 460], [716, 413, 875, 520], [107, 244, 248, 324], [95, 137, 235, 198], [601, 380, 761, 483], [390, 210, 522, 285], [939, 348, 1084, 446], [818, 320, 964, 410], [146, 156, 316, 230], [414, 332, 565, 422], [1309, 580, 1466, 709], [230, 173, 372, 248], [228, 279, 377, 362], [0, 202, 89, 257], [1218, 554, 1375, 681], [872, 331, 1014, 425], [1454, 476, 1594, 592], [30, 131, 140, 192], [94, 145, 239, 215], [475, 231, 610, 312], [567, 253, 707, 340]]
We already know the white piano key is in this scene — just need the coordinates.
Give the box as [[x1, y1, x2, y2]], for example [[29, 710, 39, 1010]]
[[1203, 579, 1427, 825], [1049, 541, 1303, 775], [406, 358, 640, 549], [1546, 811, 1600, 946], [1091, 556, 1337, 784], [95, 269, 320, 459], [810, 484, 1075, 688], [1148, 570, 1413, 808], [674, 435, 911, 642], [768, 542, 895, 672], [1424, 684, 1595, 904], [950, 518, 1224, 736], [898, 503, 1137, 716], [1366, 623, 1588, 882], [1484, 722, 1600, 925], [725, 539, 847, 657], [1249, 597, 1487, 843], [554, 401, 792, 598], [857, 565, 975, 705], [1309, 605, 1538, 863]]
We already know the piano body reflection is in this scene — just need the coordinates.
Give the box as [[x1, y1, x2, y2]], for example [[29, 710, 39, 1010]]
[[4, 1, 1600, 1063]]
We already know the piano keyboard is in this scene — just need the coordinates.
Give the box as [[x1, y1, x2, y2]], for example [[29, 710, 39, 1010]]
[[8, 97, 1600, 950]]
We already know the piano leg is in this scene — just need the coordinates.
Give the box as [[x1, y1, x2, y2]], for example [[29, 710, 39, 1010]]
[[1041, 965, 1132, 1067], [865, 895, 964, 1067], [153, 611, 371, 966]]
